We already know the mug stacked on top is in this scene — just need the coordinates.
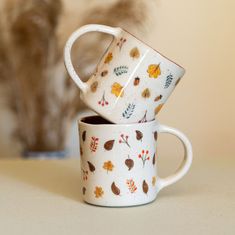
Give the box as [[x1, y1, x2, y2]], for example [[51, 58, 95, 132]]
[[64, 24, 192, 207]]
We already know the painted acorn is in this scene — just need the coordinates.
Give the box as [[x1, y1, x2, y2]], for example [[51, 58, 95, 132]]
[[133, 77, 140, 86], [125, 156, 134, 171]]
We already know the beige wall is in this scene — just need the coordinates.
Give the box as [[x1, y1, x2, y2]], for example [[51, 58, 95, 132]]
[[1, 0, 234, 160], [145, 0, 235, 163]]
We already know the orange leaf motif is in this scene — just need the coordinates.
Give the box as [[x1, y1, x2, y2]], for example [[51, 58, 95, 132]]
[[154, 104, 164, 115], [147, 64, 161, 78], [152, 176, 157, 186], [94, 186, 104, 198], [104, 52, 113, 64], [126, 179, 137, 193], [103, 161, 114, 173]]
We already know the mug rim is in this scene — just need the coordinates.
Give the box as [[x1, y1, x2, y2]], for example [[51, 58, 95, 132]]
[[79, 115, 157, 127], [122, 28, 185, 71]]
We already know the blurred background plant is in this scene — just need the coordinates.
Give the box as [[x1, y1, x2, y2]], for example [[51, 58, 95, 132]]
[[0, 0, 156, 158], [1, 0, 234, 161]]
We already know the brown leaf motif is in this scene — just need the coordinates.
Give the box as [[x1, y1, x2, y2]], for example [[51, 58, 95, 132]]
[[104, 52, 113, 64], [111, 182, 121, 196], [152, 153, 156, 165], [142, 180, 149, 194], [104, 140, 115, 151], [129, 47, 140, 59], [90, 81, 98, 92], [82, 131, 86, 142], [175, 77, 181, 86], [153, 131, 158, 141], [80, 146, 83, 157], [125, 156, 134, 171], [87, 161, 95, 173], [135, 130, 143, 141], [142, 88, 151, 98], [82, 187, 86, 195]]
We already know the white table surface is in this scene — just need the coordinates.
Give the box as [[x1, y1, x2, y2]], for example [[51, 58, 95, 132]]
[[0, 157, 234, 235]]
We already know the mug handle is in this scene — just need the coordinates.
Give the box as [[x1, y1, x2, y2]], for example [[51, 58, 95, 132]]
[[64, 24, 121, 93], [156, 123, 193, 190]]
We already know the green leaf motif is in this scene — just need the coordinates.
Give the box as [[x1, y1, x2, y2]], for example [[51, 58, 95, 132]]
[[164, 74, 174, 89], [114, 66, 128, 76], [122, 103, 135, 119]]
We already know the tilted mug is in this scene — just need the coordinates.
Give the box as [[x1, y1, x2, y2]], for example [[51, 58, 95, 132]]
[[64, 24, 185, 124], [78, 115, 192, 207]]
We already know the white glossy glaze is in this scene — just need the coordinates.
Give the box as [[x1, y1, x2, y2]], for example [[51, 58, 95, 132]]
[[64, 24, 185, 124], [78, 116, 192, 207]]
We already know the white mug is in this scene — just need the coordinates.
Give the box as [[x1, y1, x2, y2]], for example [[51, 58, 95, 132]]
[[65, 24, 185, 124], [78, 115, 192, 207]]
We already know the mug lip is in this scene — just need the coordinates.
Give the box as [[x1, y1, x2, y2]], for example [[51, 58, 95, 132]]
[[79, 115, 157, 127], [122, 28, 185, 71]]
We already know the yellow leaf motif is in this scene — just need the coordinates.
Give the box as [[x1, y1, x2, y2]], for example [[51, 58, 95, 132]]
[[103, 160, 114, 173], [94, 186, 104, 198], [152, 176, 156, 186], [129, 47, 140, 59], [141, 88, 151, 98], [104, 52, 113, 64], [90, 81, 98, 92], [147, 64, 161, 78], [111, 82, 124, 97]]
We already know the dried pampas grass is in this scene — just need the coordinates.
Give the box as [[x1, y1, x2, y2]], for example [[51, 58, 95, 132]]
[[0, 0, 156, 154]]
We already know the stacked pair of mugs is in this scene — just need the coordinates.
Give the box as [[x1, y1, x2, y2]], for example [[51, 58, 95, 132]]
[[64, 24, 193, 207]]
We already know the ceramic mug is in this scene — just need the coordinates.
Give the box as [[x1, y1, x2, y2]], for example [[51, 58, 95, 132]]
[[78, 115, 192, 207], [64, 24, 185, 124]]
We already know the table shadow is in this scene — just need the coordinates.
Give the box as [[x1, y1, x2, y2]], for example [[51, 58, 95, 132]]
[[0, 160, 83, 202]]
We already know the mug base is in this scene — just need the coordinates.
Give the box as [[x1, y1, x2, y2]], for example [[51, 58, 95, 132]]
[[83, 196, 158, 208]]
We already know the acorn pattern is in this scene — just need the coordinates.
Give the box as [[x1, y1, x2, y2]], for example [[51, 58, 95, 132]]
[[88, 37, 182, 120], [79, 127, 158, 200], [78, 34, 182, 200]]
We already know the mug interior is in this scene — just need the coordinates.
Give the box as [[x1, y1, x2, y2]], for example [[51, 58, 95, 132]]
[[80, 115, 113, 125], [80, 115, 156, 128]]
